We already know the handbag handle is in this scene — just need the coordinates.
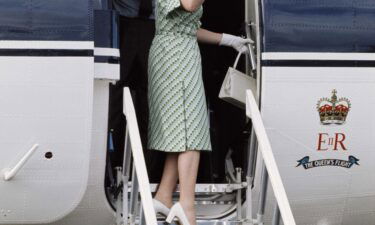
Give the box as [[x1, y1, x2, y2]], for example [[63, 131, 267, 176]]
[[233, 51, 243, 69], [225, 52, 243, 94]]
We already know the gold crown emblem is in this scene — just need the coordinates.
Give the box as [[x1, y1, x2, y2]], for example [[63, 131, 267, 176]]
[[317, 89, 351, 125]]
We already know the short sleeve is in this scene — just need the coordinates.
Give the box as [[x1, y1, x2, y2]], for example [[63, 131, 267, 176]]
[[164, 0, 181, 15]]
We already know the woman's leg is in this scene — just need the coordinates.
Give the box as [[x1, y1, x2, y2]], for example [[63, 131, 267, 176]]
[[178, 150, 200, 225], [154, 153, 179, 208]]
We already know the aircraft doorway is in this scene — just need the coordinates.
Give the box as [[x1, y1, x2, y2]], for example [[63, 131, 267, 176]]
[[105, 0, 251, 220]]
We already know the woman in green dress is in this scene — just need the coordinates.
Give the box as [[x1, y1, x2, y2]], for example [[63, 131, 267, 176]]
[[148, 0, 252, 224]]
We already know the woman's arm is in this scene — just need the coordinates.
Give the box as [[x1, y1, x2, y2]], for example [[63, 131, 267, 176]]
[[196, 28, 223, 45], [180, 0, 205, 12]]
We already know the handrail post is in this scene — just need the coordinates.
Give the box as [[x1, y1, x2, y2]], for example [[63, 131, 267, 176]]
[[245, 129, 258, 224], [116, 167, 124, 225], [271, 205, 281, 225], [256, 164, 268, 225], [245, 0, 257, 73], [139, 205, 146, 225], [236, 168, 243, 220], [245, 176, 253, 224], [129, 164, 140, 225], [247, 128, 258, 186], [245, 25, 257, 71], [122, 127, 132, 225]]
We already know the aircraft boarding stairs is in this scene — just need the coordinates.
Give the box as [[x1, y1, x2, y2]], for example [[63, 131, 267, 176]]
[[117, 86, 296, 225], [115, 0, 297, 223]]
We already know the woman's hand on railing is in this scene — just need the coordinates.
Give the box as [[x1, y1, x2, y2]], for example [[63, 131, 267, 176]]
[[219, 33, 254, 54]]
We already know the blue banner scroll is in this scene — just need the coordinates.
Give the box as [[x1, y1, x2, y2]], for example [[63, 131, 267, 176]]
[[297, 156, 360, 170]]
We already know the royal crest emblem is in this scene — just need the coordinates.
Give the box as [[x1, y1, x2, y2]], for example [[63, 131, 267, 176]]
[[317, 89, 351, 125]]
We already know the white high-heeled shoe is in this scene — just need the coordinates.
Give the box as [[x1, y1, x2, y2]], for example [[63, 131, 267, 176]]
[[165, 202, 191, 225], [153, 199, 170, 217]]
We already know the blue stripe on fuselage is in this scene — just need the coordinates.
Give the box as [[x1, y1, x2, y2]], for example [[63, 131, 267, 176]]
[[262, 0, 375, 52], [0, 0, 93, 41]]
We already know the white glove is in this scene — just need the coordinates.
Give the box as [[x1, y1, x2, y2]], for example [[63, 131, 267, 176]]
[[219, 33, 254, 54]]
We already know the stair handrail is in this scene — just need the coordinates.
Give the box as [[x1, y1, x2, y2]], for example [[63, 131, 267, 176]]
[[123, 87, 157, 225], [246, 90, 296, 225]]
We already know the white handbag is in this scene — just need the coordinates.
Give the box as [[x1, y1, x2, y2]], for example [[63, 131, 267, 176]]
[[219, 52, 257, 109]]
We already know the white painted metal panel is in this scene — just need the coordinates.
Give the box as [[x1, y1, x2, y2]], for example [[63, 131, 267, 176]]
[[260, 59, 375, 225], [94, 63, 120, 80], [0, 56, 94, 223], [46, 80, 115, 225]]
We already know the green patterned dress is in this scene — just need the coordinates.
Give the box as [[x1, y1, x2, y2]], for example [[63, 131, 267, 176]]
[[148, 0, 212, 152]]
